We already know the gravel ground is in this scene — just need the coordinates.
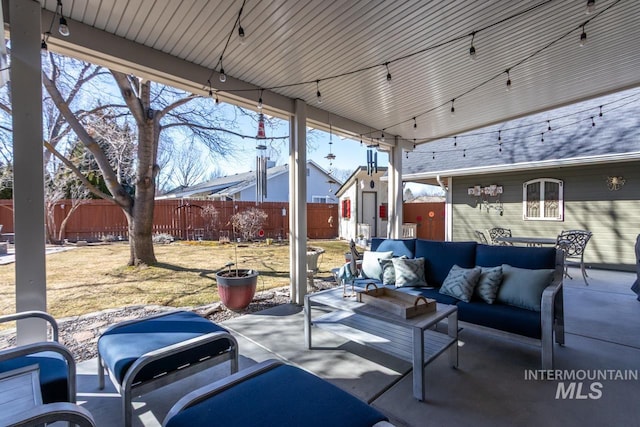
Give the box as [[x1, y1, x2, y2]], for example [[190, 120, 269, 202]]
[[0, 275, 338, 363]]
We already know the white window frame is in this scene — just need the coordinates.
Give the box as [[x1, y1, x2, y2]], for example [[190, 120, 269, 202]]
[[312, 195, 331, 203], [522, 178, 564, 221]]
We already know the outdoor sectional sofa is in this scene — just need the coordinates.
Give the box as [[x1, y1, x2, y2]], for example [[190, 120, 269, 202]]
[[353, 238, 565, 369]]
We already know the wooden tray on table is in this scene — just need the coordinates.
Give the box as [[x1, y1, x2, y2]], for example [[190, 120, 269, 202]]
[[357, 283, 436, 319]]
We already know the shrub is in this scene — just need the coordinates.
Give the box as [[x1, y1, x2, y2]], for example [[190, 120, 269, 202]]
[[153, 233, 174, 244], [230, 208, 268, 241]]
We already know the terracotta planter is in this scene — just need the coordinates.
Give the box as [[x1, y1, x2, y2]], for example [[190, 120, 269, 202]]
[[215, 269, 259, 310]]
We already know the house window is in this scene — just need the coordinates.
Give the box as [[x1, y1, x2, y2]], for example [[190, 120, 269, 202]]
[[312, 196, 331, 203], [523, 178, 563, 221], [341, 199, 351, 219]]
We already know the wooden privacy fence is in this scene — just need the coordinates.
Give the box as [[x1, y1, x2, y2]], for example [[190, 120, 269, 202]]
[[0, 199, 339, 242], [402, 202, 446, 240]]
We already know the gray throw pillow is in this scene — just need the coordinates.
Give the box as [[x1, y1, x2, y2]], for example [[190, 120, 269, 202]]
[[474, 266, 503, 304], [497, 264, 554, 311], [393, 257, 427, 287], [439, 265, 482, 302], [379, 256, 407, 286], [360, 251, 393, 280]]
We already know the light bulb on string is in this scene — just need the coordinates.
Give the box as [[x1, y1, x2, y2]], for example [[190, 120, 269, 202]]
[[469, 32, 477, 60], [413, 139, 416, 149], [498, 130, 501, 142], [463, 149, 466, 158], [57, 1, 70, 36], [591, 116, 596, 127], [580, 25, 587, 46], [316, 80, 322, 104], [41, 35, 48, 51], [413, 117, 417, 133], [547, 120, 552, 131], [257, 89, 263, 110], [432, 152, 435, 160], [586, 0, 596, 14], [505, 69, 511, 92], [541, 132, 545, 143], [238, 25, 246, 44], [599, 105, 603, 117], [380, 130, 385, 143], [385, 62, 392, 85], [450, 99, 456, 116], [219, 60, 227, 83], [453, 136, 457, 147]]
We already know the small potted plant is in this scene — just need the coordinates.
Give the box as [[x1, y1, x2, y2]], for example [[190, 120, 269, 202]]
[[215, 208, 266, 310]]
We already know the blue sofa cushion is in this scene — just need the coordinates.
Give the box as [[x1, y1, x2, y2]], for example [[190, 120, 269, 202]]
[[439, 265, 482, 302], [396, 286, 460, 305], [476, 244, 556, 269], [0, 352, 69, 403], [457, 301, 542, 339], [165, 364, 388, 427], [497, 265, 554, 311], [415, 240, 478, 287], [370, 238, 415, 258], [98, 311, 232, 385]]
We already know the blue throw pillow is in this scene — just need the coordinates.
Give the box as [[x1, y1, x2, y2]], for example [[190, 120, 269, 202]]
[[393, 257, 427, 288], [439, 265, 481, 302], [473, 265, 503, 304], [497, 264, 554, 311], [360, 251, 393, 280]]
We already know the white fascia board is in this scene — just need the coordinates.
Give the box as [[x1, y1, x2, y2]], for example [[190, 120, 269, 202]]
[[403, 152, 640, 181]]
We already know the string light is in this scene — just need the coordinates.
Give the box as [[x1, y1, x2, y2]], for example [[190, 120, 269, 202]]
[[450, 99, 456, 116], [498, 130, 501, 141], [505, 69, 512, 92], [453, 136, 457, 147], [580, 24, 587, 46], [41, 35, 48, 51], [469, 31, 477, 60], [541, 132, 544, 142], [380, 130, 385, 143], [238, 4, 246, 44], [316, 80, 322, 104], [591, 116, 596, 127], [57, 1, 70, 36], [413, 117, 417, 132], [257, 89, 263, 110], [432, 152, 435, 160], [385, 62, 392, 85], [586, 0, 596, 15], [599, 105, 603, 117], [463, 149, 466, 157], [547, 120, 552, 131], [219, 62, 227, 83]]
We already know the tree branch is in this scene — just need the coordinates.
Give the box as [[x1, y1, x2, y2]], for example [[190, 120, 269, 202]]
[[43, 140, 114, 201], [155, 94, 199, 121], [110, 70, 145, 123]]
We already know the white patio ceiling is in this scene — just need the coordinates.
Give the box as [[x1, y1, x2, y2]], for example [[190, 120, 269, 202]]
[[37, 0, 640, 149]]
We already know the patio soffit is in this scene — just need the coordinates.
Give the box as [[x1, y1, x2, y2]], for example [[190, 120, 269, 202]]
[[18, 1, 640, 147]]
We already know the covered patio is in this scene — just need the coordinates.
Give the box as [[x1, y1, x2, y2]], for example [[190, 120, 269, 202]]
[[72, 269, 639, 426], [3, 0, 640, 425]]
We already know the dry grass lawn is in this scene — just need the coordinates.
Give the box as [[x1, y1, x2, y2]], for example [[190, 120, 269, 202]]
[[0, 239, 349, 319]]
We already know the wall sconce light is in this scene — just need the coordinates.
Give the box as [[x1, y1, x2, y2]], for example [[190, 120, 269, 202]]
[[606, 176, 625, 191]]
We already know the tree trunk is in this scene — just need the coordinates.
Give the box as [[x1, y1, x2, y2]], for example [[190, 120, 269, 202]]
[[128, 114, 159, 266]]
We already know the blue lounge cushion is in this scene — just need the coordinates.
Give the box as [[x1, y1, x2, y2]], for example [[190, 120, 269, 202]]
[[98, 311, 232, 385], [439, 265, 482, 302], [0, 352, 69, 403], [457, 300, 542, 339], [396, 286, 460, 305], [415, 240, 477, 287], [165, 364, 388, 427], [497, 265, 554, 311], [370, 238, 416, 258], [476, 244, 556, 270]]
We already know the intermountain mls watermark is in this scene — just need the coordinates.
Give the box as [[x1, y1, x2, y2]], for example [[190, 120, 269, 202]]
[[524, 369, 638, 399]]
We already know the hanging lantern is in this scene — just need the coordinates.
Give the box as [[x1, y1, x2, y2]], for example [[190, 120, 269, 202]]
[[256, 113, 266, 139]]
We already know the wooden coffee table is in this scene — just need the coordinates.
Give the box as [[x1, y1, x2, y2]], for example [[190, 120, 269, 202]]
[[304, 287, 458, 401]]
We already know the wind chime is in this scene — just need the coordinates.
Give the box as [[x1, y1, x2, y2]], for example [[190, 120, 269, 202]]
[[325, 123, 337, 192], [366, 144, 378, 175], [255, 113, 268, 203]]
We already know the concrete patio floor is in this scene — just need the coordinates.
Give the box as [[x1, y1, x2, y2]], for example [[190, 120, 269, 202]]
[[75, 268, 640, 427]]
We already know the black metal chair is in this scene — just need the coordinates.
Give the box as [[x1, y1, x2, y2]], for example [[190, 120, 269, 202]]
[[474, 230, 489, 244], [556, 230, 593, 285], [488, 227, 512, 245]]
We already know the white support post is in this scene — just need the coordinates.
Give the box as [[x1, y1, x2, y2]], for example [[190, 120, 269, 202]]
[[289, 100, 307, 305], [386, 141, 403, 239], [10, 0, 47, 344], [445, 177, 453, 241]]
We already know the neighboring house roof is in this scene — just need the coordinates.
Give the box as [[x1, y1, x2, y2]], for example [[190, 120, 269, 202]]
[[403, 87, 640, 181], [335, 166, 389, 197], [158, 160, 340, 199]]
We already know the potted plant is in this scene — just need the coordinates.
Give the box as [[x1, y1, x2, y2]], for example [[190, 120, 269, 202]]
[[215, 208, 267, 310]]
